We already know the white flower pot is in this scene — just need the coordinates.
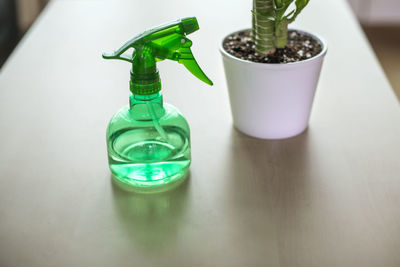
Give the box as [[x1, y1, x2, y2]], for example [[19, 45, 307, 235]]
[[220, 29, 327, 139]]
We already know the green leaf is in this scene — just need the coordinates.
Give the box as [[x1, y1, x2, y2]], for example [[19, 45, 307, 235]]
[[287, 0, 310, 23], [274, 0, 282, 8], [274, 0, 295, 8], [274, 1, 291, 20]]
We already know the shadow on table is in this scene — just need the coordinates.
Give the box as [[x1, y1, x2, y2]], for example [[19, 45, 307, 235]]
[[223, 126, 323, 262], [110, 173, 191, 252], [225, 126, 316, 214]]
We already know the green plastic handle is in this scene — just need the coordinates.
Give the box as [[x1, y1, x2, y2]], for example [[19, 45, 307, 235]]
[[102, 17, 213, 90]]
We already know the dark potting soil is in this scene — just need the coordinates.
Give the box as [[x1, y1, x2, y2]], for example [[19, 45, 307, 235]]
[[223, 29, 322, 63]]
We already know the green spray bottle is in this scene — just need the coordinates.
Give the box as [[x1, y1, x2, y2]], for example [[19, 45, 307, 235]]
[[103, 17, 213, 191]]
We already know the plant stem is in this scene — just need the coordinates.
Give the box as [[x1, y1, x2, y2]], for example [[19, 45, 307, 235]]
[[252, 0, 310, 55], [275, 21, 288, 48], [253, 0, 275, 55]]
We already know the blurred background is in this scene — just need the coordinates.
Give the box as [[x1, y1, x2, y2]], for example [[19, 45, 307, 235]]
[[0, 0, 48, 65], [0, 0, 399, 100]]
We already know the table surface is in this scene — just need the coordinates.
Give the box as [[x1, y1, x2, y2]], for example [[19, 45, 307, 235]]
[[1, 0, 400, 266]]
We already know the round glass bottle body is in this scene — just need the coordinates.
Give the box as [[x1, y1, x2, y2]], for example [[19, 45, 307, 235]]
[[106, 93, 190, 191]]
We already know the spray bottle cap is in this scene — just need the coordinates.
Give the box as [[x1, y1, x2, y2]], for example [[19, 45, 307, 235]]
[[102, 17, 213, 95]]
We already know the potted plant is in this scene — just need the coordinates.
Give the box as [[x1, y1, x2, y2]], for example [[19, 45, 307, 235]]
[[220, 0, 327, 139]]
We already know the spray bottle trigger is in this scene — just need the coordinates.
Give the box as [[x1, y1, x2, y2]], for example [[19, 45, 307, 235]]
[[179, 58, 213, 85], [177, 47, 213, 86]]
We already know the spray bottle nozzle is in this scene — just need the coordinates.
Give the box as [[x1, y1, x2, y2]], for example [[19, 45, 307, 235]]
[[181, 17, 199, 34], [102, 17, 213, 95]]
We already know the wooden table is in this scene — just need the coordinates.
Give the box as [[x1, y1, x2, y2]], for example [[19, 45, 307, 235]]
[[1, 0, 399, 266]]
